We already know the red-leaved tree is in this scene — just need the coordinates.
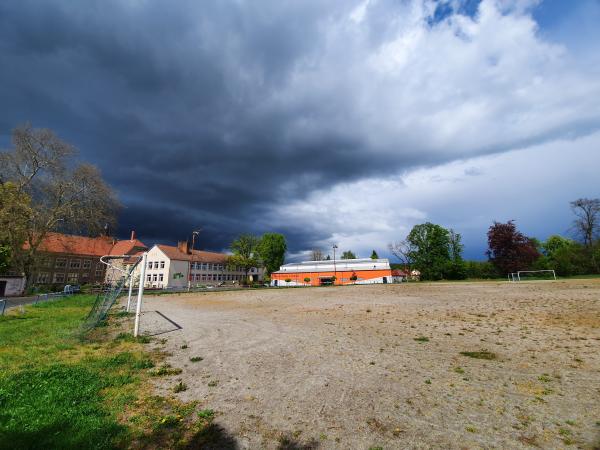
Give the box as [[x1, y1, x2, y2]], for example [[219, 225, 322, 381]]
[[486, 221, 540, 275]]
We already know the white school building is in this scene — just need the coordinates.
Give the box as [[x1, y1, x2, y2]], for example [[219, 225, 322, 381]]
[[134, 241, 263, 289]]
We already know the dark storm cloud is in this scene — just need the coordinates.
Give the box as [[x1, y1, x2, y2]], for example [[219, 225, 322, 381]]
[[1, 0, 599, 256]]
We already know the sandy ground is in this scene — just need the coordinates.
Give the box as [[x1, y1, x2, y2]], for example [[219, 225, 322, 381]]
[[131, 279, 600, 449]]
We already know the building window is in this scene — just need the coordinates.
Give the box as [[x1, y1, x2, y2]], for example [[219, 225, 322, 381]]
[[81, 273, 89, 282], [160, 261, 165, 269], [153, 274, 158, 282], [159, 274, 164, 282], [70, 259, 82, 269], [67, 273, 78, 283], [53, 273, 65, 283], [36, 272, 50, 283], [147, 261, 153, 269], [147, 274, 152, 282], [154, 261, 159, 269], [55, 258, 67, 268], [83, 260, 92, 269]]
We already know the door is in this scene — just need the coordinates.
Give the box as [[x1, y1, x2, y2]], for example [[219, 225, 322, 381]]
[[0, 281, 6, 296]]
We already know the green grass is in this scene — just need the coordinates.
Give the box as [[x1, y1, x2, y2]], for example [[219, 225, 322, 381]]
[[0, 295, 210, 449]]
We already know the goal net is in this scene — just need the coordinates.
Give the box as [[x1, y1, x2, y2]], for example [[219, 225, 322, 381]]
[[508, 269, 556, 282]]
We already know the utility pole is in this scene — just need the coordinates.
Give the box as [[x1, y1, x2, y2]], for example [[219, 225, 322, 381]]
[[188, 230, 201, 291], [332, 244, 338, 285]]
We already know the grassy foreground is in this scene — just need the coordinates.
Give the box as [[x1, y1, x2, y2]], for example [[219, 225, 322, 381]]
[[0, 296, 215, 449]]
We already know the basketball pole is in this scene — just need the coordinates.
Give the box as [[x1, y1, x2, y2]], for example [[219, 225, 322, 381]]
[[134, 252, 148, 337]]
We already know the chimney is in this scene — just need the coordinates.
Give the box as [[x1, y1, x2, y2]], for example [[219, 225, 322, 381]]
[[177, 240, 191, 254], [130, 230, 136, 241]]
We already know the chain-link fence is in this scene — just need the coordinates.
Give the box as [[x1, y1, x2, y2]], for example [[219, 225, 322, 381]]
[[0, 290, 75, 316]]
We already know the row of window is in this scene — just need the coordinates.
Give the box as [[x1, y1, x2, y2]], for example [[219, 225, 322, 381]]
[[36, 270, 103, 284], [146, 261, 247, 272], [51, 258, 102, 270], [147, 274, 164, 282]]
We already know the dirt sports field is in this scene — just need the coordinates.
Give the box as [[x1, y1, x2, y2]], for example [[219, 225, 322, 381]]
[[134, 279, 600, 449]]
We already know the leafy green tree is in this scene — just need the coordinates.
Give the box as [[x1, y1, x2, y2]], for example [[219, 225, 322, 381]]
[[257, 233, 287, 275], [229, 234, 261, 284], [446, 229, 467, 280], [406, 222, 452, 280], [341, 250, 356, 259], [370, 250, 379, 259], [0, 181, 32, 275], [464, 261, 499, 279]]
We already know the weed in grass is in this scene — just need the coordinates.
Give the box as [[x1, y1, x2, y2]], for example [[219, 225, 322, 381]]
[[173, 382, 187, 393], [466, 426, 477, 433], [180, 344, 188, 349], [538, 374, 552, 383], [132, 358, 155, 369], [150, 365, 183, 377], [459, 350, 497, 360], [424, 379, 432, 384], [454, 367, 465, 374], [207, 380, 218, 387], [190, 356, 204, 362], [414, 336, 429, 343], [565, 420, 576, 426], [558, 428, 572, 436], [197, 409, 214, 420], [369, 447, 383, 450]]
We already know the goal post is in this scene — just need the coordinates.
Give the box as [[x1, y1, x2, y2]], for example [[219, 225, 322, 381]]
[[508, 269, 556, 282]]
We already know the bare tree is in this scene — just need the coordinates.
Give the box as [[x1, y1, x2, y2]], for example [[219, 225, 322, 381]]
[[388, 240, 413, 270], [0, 124, 120, 284], [311, 248, 325, 261], [570, 198, 600, 248]]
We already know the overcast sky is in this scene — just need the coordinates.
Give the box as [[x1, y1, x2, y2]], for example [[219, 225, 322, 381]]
[[1, 0, 599, 260]]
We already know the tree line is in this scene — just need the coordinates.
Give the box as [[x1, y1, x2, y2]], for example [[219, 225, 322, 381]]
[[387, 198, 600, 281]]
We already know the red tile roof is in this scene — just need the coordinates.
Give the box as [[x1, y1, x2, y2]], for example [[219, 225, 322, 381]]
[[109, 239, 147, 256], [156, 244, 229, 263], [31, 232, 147, 258]]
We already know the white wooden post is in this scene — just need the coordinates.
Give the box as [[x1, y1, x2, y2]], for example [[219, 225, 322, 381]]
[[134, 252, 148, 337]]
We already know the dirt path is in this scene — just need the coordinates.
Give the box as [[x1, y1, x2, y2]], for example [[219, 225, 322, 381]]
[[135, 280, 600, 449]]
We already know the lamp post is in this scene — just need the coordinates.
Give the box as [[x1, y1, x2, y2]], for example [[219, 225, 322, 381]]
[[332, 244, 338, 285], [188, 230, 201, 291]]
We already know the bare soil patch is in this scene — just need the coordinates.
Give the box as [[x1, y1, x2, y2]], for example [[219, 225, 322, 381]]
[[134, 279, 600, 449]]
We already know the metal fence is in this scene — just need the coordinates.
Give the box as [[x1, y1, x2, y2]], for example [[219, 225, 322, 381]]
[[0, 290, 75, 316]]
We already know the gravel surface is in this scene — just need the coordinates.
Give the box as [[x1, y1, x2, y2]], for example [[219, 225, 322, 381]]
[[133, 279, 600, 449]]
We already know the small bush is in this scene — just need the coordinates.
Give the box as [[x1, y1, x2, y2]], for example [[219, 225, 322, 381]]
[[414, 336, 429, 343], [189, 356, 203, 362]]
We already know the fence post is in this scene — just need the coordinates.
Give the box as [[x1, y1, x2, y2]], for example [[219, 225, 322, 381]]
[[133, 252, 148, 337]]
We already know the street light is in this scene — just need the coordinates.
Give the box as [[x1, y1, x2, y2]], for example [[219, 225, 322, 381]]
[[188, 230, 201, 291], [332, 244, 338, 285]]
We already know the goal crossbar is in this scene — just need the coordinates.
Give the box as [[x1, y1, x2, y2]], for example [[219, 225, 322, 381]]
[[508, 269, 556, 282]]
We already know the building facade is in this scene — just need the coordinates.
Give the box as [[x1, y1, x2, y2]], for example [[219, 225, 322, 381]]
[[136, 241, 263, 289], [270, 258, 394, 286], [30, 232, 146, 288]]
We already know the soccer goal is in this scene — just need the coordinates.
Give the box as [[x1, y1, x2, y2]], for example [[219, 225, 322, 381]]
[[508, 269, 556, 282]]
